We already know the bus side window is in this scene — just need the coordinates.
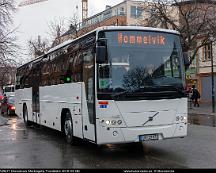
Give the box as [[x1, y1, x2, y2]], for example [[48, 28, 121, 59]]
[[72, 52, 83, 82]]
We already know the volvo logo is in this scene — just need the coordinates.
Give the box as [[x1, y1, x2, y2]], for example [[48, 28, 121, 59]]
[[142, 112, 159, 126], [148, 116, 153, 121]]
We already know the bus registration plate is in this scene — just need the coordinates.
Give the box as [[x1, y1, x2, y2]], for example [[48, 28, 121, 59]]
[[139, 134, 159, 141]]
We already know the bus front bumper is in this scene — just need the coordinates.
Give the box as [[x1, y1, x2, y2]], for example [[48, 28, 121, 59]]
[[96, 122, 187, 145]]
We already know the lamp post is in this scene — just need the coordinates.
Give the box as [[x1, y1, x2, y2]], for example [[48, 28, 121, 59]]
[[210, 37, 215, 113]]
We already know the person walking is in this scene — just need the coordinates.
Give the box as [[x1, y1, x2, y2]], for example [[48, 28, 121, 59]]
[[191, 85, 200, 107]]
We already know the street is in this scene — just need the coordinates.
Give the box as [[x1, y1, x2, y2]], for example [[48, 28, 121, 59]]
[[0, 115, 216, 169]]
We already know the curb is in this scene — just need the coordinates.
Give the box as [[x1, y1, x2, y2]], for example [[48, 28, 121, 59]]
[[189, 112, 216, 116]]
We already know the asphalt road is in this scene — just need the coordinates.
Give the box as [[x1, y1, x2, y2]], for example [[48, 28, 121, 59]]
[[0, 116, 216, 169]]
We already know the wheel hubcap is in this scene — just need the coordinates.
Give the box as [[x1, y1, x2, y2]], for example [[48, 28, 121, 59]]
[[64, 119, 72, 138]]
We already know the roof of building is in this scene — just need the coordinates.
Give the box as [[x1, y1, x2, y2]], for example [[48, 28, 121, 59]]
[[81, 0, 146, 22]]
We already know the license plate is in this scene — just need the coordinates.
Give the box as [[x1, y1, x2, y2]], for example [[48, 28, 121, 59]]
[[139, 134, 159, 141]]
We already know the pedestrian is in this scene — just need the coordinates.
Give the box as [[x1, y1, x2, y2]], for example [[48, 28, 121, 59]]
[[191, 85, 200, 107]]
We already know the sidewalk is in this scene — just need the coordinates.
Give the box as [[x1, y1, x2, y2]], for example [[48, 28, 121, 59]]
[[188, 101, 216, 116]]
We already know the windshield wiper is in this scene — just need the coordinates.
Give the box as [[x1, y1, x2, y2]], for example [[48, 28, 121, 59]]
[[158, 85, 185, 94], [132, 85, 186, 97], [112, 90, 131, 98]]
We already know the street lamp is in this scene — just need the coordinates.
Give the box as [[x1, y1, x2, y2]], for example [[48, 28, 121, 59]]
[[210, 36, 215, 113]]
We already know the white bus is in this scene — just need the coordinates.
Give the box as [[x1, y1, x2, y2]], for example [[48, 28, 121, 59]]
[[3, 85, 15, 97], [15, 26, 188, 145]]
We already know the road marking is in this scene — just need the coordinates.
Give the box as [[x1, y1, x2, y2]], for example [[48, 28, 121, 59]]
[[13, 129, 25, 131]]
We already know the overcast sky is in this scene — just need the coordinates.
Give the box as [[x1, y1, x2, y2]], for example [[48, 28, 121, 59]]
[[14, 0, 123, 61]]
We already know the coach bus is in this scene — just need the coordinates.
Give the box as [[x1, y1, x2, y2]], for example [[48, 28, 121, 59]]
[[15, 26, 188, 145]]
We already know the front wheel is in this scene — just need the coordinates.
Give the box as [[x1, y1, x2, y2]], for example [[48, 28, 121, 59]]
[[64, 111, 76, 145]]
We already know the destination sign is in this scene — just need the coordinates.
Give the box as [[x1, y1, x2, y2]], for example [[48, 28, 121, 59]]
[[118, 32, 166, 46]]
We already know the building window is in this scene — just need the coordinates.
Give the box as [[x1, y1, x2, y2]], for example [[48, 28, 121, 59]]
[[130, 6, 143, 18], [119, 7, 125, 15], [202, 43, 212, 61]]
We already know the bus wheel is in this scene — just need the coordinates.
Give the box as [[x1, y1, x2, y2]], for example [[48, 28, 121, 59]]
[[23, 105, 30, 126], [64, 111, 75, 145]]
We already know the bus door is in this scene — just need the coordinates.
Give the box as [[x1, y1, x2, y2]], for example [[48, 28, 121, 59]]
[[32, 65, 40, 124], [82, 48, 96, 141]]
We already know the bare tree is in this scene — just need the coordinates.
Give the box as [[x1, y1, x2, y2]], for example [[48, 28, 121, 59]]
[[68, 13, 80, 38], [0, 0, 19, 90], [0, 0, 15, 28], [28, 35, 49, 58], [140, 0, 216, 64], [0, 0, 17, 58], [0, 62, 16, 89], [47, 17, 67, 46]]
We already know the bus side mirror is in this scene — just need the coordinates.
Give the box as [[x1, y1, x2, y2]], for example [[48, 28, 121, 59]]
[[183, 52, 190, 70], [96, 46, 107, 64]]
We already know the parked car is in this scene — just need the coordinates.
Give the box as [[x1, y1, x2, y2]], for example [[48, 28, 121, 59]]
[[0, 94, 4, 109], [0, 95, 3, 100], [0, 95, 15, 115]]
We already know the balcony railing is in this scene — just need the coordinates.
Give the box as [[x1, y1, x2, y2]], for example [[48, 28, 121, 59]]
[[76, 12, 126, 31]]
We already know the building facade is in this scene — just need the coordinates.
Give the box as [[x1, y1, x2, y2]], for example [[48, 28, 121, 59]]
[[56, 0, 179, 43], [191, 41, 216, 102], [180, 0, 216, 102], [77, 0, 179, 36]]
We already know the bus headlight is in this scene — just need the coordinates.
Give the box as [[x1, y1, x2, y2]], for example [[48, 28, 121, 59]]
[[100, 118, 124, 127], [176, 115, 187, 122], [105, 120, 111, 125]]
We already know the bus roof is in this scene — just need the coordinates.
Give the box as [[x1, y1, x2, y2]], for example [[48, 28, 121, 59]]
[[96, 26, 180, 35], [47, 26, 179, 54], [18, 26, 180, 69]]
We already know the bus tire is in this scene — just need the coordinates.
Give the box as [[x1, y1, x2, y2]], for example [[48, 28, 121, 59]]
[[63, 111, 77, 145], [23, 104, 31, 126]]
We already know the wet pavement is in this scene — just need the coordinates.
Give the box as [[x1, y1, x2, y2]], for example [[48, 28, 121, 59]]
[[188, 113, 216, 127], [0, 115, 8, 126], [188, 102, 216, 127], [0, 115, 216, 169]]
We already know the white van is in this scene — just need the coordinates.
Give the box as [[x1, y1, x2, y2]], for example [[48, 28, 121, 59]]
[[3, 85, 15, 97]]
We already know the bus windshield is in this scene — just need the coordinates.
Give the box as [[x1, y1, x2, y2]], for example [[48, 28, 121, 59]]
[[97, 30, 185, 100]]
